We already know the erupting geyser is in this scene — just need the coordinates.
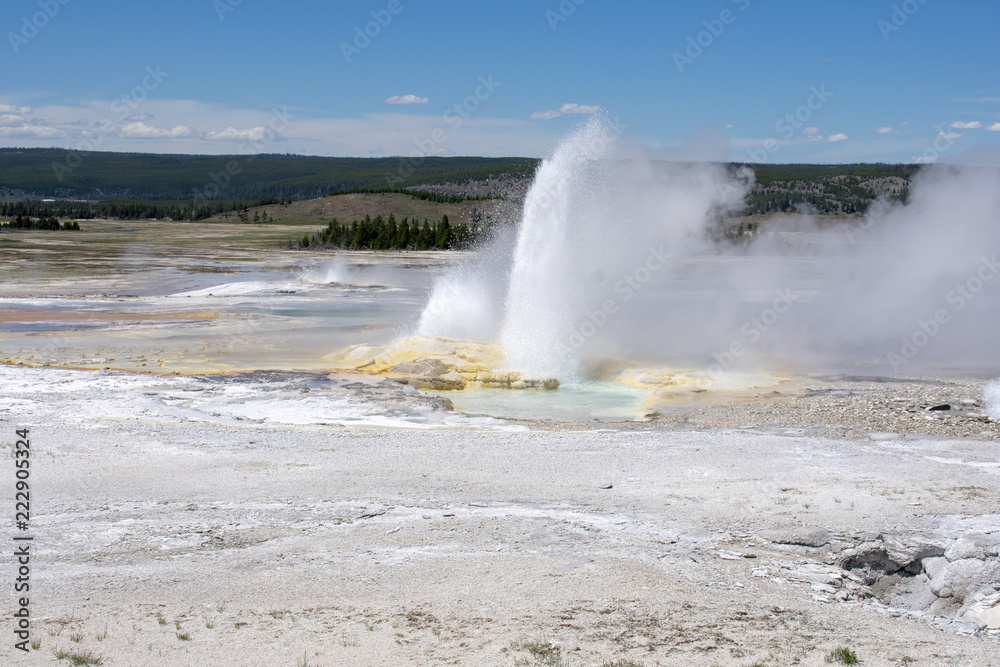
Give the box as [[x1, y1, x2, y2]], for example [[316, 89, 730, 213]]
[[339, 118, 1000, 397], [415, 117, 751, 386], [498, 122, 615, 380]]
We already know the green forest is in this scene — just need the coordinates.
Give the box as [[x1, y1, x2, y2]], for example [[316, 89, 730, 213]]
[[0, 148, 538, 201], [298, 214, 472, 251], [0, 150, 936, 233], [1, 215, 79, 231], [741, 163, 917, 215]]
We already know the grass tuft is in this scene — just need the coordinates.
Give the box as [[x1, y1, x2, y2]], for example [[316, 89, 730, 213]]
[[52, 648, 103, 665], [176, 631, 191, 641], [515, 640, 565, 665], [827, 647, 859, 664]]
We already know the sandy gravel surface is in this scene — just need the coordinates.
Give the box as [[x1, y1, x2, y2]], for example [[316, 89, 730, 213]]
[[2, 366, 999, 666]]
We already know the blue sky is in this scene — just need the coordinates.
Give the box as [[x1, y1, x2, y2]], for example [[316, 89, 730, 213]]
[[2, 0, 998, 164]]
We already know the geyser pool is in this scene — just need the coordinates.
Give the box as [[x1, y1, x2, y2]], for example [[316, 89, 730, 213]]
[[441, 380, 651, 422]]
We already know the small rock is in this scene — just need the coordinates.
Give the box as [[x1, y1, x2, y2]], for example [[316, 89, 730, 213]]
[[963, 592, 1000, 629], [946, 537, 987, 562], [926, 403, 951, 412], [930, 558, 987, 601], [598, 483, 613, 490], [760, 526, 830, 548], [883, 533, 948, 570], [923, 556, 949, 580]]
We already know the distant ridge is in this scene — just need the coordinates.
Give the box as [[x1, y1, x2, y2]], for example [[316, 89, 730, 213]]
[[0, 148, 539, 201], [0, 148, 927, 217]]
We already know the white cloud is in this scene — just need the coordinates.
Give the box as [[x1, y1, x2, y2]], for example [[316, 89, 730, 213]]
[[827, 133, 848, 142], [939, 131, 963, 141], [0, 97, 555, 157], [877, 126, 893, 134], [725, 123, 734, 129], [0, 123, 63, 138], [530, 103, 601, 120], [987, 122, 1000, 132], [203, 126, 271, 141], [119, 122, 198, 139], [0, 113, 26, 126], [529, 109, 562, 120], [914, 155, 938, 164], [951, 121, 982, 129], [558, 103, 600, 114], [383, 94, 428, 105], [0, 104, 31, 114], [803, 126, 819, 135]]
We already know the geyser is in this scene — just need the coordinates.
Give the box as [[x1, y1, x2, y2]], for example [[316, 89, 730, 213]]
[[498, 121, 615, 380], [408, 119, 1000, 391], [418, 117, 751, 383]]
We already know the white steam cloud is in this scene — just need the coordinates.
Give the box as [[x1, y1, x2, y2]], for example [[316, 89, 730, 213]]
[[417, 117, 1000, 381]]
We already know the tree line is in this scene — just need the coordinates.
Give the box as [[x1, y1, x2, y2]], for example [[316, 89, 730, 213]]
[[0, 148, 539, 201], [0, 197, 293, 222], [1, 215, 80, 230], [330, 187, 499, 204], [297, 214, 475, 251]]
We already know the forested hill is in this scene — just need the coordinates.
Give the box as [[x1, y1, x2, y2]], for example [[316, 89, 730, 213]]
[[0, 148, 924, 218], [740, 162, 919, 215], [0, 148, 538, 201]]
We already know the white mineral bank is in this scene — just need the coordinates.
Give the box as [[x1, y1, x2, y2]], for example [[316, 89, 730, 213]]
[[3, 363, 999, 666]]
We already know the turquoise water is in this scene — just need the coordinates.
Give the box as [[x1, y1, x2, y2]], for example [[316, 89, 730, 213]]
[[440, 380, 651, 421]]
